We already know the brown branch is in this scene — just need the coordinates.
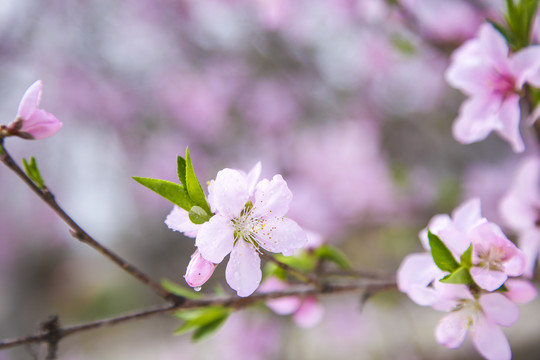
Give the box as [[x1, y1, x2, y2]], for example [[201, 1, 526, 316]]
[[0, 277, 396, 351], [0, 141, 178, 303], [260, 251, 322, 288]]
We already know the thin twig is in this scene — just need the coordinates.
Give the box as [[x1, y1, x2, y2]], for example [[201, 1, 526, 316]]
[[0, 277, 396, 351], [0, 141, 178, 303], [260, 251, 323, 288]]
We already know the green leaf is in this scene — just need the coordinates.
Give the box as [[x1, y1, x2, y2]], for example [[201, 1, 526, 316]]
[[192, 314, 229, 342], [22, 157, 45, 189], [263, 262, 287, 281], [177, 155, 187, 188], [460, 244, 473, 268], [428, 231, 459, 273], [160, 278, 202, 299], [133, 176, 193, 211], [314, 244, 351, 269], [440, 267, 473, 285], [173, 307, 231, 341], [275, 252, 317, 273], [188, 205, 212, 225], [185, 148, 212, 214]]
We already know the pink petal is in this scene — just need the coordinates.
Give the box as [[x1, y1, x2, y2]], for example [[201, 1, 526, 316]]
[[20, 109, 62, 139], [452, 96, 502, 145], [510, 45, 540, 88], [420, 214, 452, 250], [259, 277, 300, 315], [210, 168, 249, 218], [452, 197, 483, 233], [165, 206, 200, 238], [293, 297, 324, 328], [246, 162, 262, 196], [471, 314, 511, 360], [478, 23, 511, 74], [518, 228, 540, 278], [504, 279, 538, 304], [196, 215, 235, 264], [225, 240, 262, 297], [16, 80, 42, 120], [397, 253, 439, 293], [499, 157, 540, 231], [252, 174, 292, 218], [470, 266, 507, 292], [255, 217, 307, 254], [184, 250, 216, 288], [496, 94, 524, 153], [479, 293, 519, 327], [435, 311, 469, 349]]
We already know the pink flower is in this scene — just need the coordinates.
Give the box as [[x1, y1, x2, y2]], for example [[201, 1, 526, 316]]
[[469, 222, 526, 291], [5, 80, 62, 139], [196, 164, 308, 297], [434, 284, 517, 360], [183, 250, 216, 288], [259, 277, 324, 328], [499, 157, 540, 277], [446, 23, 540, 152], [397, 198, 485, 306]]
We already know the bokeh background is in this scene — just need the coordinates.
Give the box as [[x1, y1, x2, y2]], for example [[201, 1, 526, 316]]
[[1, 0, 540, 359]]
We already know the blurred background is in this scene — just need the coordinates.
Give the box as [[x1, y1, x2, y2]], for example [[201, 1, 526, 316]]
[[1, 0, 539, 359]]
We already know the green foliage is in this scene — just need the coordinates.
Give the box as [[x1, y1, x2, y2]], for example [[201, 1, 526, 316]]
[[189, 205, 212, 224], [491, 0, 540, 51], [428, 231, 459, 273], [440, 266, 473, 285], [460, 244, 473, 268], [160, 278, 202, 299], [133, 177, 193, 211], [173, 307, 231, 341], [22, 157, 45, 189], [133, 147, 213, 225], [177, 155, 187, 188], [314, 244, 351, 269], [185, 148, 212, 214]]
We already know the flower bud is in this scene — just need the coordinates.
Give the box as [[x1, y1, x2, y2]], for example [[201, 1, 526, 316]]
[[5, 80, 62, 140], [184, 250, 216, 288]]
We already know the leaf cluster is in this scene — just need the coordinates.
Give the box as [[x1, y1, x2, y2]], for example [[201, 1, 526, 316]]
[[491, 0, 540, 51], [22, 157, 45, 189], [428, 232, 474, 285], [133, 147, 212, 223]]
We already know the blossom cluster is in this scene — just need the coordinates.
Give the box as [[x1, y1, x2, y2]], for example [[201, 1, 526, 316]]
[[397, 198, 537, 360], [166, 163, 308, 297]]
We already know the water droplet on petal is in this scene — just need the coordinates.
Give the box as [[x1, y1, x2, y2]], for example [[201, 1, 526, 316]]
[[193, 286, 202, 292]]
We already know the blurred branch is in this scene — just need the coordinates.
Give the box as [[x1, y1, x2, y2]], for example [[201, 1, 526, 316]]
[[0, 141, 179, 303], [0, 277, 396, 351]]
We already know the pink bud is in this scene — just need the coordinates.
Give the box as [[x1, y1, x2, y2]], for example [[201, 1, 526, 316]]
[[6, 80, 62, 140], [184, 250, 216, 288]]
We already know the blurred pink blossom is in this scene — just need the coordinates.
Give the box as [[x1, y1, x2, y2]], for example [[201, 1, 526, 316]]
[[468, 222, 526, 291], [433, 284, 516, 360], [196, 164, 307, 297], [499, 157, 540, 277], [4, 80, 62, 140], [446, 23, 540, 152], [259, 276, 324, 328]]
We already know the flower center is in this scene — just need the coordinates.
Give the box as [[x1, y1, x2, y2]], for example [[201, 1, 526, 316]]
[[489, 71, 516, 97], [477, 246, 505, 271], [232, 201, 265, 247]]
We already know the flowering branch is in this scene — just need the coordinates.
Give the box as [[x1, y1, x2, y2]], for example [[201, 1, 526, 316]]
[[0, 140, 179, 303], [0, 276, 396, 351]]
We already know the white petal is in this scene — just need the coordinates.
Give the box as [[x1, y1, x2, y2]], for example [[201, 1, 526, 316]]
[[435, 311, 470, 349], [211, 168, 249, 218], [452, 198, 483, 232], [165, 206, 200, 238], [255, 217, 307, 254], [495, 95, 524, 153], [471, 315, 511, 360], [252, 174, 292, 218], [246, 162, 262, 196], [196, 215, 235, 264], [225, 240, 262, 297], [479, 293, 519, 327]]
